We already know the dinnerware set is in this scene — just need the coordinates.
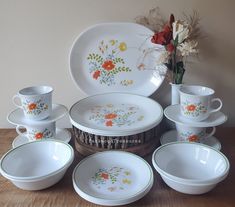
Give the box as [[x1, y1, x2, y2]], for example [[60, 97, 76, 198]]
[[7, 86, 70, 147], [0, 22, 231, 205], [163, 85, 227, 148]]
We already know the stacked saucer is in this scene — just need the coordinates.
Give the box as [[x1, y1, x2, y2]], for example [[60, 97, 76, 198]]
[[162, 85, 227, 150], [7, 86, 71, 148]]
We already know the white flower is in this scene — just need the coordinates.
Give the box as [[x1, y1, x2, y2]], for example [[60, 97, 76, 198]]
[[173, 21, 190, 44], [178, 40, 198, 56]]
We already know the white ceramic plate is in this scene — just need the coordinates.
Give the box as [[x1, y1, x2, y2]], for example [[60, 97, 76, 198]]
[[69, 22, 166, 96], [164, 104, 227, 127], [69, 93, 163, 136], [160, 130, 221, 150], [12, 128, 71, 148], [72, 151, 153, 206], [7, 104, 68, 125]]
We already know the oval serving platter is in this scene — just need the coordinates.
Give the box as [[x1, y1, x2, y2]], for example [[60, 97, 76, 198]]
[[69, 93, 163, 136], [69, 22, 166, 97]]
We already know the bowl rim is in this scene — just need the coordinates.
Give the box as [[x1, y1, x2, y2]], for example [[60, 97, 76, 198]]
[[152, 142, 230, 184], [0, 139, 74, 181]]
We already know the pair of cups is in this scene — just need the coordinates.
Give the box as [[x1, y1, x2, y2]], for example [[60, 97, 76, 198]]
[[176, 85, 222, 142], [13, 86, 56, 141]]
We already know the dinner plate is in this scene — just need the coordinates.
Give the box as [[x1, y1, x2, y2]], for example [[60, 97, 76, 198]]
[[7, 104, 68, 125], [12, 128, 71, 148], [164, 105, 227, 127], [69, 93, 163, 136], [160, 130, 221, 150], [72, 151, 153, 206], [69, 22, 166, 96]]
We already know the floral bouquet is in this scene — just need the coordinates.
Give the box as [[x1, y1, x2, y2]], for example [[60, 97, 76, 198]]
[[136, 8, 201, 84]]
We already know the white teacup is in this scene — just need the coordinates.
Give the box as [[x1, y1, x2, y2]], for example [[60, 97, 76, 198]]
[[179, 85, 222, 121], [16, 122, 56, 141], [13, 86, 53, 120], [176, 124, 216, 142]]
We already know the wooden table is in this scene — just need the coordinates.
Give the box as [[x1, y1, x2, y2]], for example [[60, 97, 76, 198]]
[[0, 128, 234, 207]]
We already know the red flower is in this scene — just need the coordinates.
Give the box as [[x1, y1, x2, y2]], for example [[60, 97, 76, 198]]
[[93, 70, 100, 79], [188, 135, 199, 142], [187, 104, 197, 111], [100, 173, 109, 179], [102, 60, 115, 71], [28, 103, 37, 111], [105, 113, 117, 119], [166, 43, 174, 52], [105, 120, 113, 127], [35, 132, 43, 140]]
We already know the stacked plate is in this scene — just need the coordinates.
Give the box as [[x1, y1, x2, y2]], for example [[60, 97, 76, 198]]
[[72, 151, 154, 206], [69, 22, 166, 156]]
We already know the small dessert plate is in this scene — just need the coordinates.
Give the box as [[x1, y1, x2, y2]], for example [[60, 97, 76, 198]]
[[164, 104, 227, 127], [12, 128, 71, 148], [72, 151, 154, 206], [160, 130, 221, 150], [7, 104, 68, 125]]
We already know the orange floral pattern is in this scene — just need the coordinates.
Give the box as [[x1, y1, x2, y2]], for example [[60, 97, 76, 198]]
[[182, 101, 207, 117], [188, 135, 199, 142], [105, 113, 117, 119], [93, 70, 101, 79], [28, 103, 37, 111], [102, 60, 115, 71], [105, 120, 113, 127], [35, 132, 43, 140], [186, 104, 196, 111], [23, 99, 48, 115]]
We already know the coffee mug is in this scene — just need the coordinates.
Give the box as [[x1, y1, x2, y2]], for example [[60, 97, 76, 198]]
[[12, 86, 53, 120], [179, 85, 222, 121], [176, 123, 216, 142], [16, 122, 56, 141]]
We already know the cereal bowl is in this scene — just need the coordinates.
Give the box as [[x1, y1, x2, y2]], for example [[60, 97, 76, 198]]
[[152, 142, 229, 184], [0, 139, 74, 190]]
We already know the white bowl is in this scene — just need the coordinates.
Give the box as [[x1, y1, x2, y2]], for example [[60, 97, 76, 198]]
[[0, 139, 74, 190], [152, 142, 229, 185]]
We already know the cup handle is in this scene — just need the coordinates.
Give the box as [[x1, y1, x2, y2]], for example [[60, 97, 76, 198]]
[[16, 125, 26, 136], [204, 127, 216, 139], [12, 95, 23, 109], [210, 98, 223, 114]]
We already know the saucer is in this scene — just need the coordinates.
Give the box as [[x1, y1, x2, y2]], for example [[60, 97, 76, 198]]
[[7, 104, 68, 125], [160, 130, 221, 150], [164, 104, 227, 127], [12, 128, 71, 148]]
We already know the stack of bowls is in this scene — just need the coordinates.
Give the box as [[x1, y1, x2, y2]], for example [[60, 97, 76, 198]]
[[0, 140, 74, 190], [152, 142, 230, 194]]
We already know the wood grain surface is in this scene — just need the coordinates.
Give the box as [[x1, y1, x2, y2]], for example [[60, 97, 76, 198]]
[[0, 128, 234, 207]]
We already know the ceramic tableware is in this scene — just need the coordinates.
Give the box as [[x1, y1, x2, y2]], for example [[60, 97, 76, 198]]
[[7, 104, 68, 125], [16, 122, 56, 141], [70, 22, 167, 96], [70, 93, 163, 136], [152, 142, 229, 184], [164, 104, 227, 127], [179, 85, 222, 121], [175, 124, 216, 142], [72, 151, 153, 206], [0, 140, 74, 190], [160, 130, 221, 150], [12, 86, 53, 120], [12, 128, 71, 148]]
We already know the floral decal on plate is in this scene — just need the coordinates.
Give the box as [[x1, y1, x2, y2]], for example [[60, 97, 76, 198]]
[[120, 79, 134, 86], [23, 99, 48, 115], [178, 131, 205, 142], [89, 104, 144, 127], [181, 101, 207, 117], [28, 128, 54, 141], [87, 40, 131, 86], [92, 167, 132, 192]]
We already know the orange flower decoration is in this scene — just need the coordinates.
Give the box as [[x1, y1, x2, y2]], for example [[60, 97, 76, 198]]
[[102, 60, 115, 71], [35, 132, 43, 140], [106, 120, 113, 127], [28, 103, 37, 111], [187, 104, 196, 111], [93, 70, 101, 80], [105, 113, 117, 119], [100, 173, 109, 180], [188, 135, 199, 142]]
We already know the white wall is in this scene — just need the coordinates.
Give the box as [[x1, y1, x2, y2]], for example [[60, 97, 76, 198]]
[[0, 0, 234, 128]]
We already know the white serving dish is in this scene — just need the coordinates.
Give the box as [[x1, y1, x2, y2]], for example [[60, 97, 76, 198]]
[[152, 142, 229, 185], [164, 104, 227, 127], [73, 151, 153, 206], [69, 22, 166, 96], [12, 128, 71, 148], [160, 130, 221, 150], [0, 140, 74, 190], [70, 93, 163, 136], [7, 104, 68, 125]]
